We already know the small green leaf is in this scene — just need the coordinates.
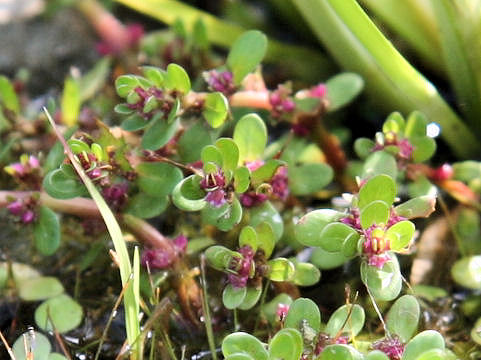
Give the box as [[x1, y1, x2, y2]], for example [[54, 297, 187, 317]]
[[35, 294, 83, 333], [177, 122, 213, 163], [319, 222, 360, 253], [293, 262, 321, 286], [126, 193, 168, 218], [136, 162, 183, 197], [205, 245, 239, 271], [172, 175, 207, 211], [289, 163, 333, 195], [410, 136, 436, 163], [405, 111, 428, 138], [451, 256, 481, 289], [386, 295, 420, 343], [164, 63, 191, 93], [233, 113, 267, 164], [203, 92, 229, 128], [141, 117, 180, 150], [261, 293, 293, 325], [285, 297, 321, 333], [385, 220, 415, 251], [360, 200, 390, 229], [354, 138, 375, 159], [358, 174, 397, 209], [33, 206, 60, 256], [141, 66, 165, 87], [239, 226, 258, 251], [18, 276, 64, 301], [227, 30, 267, 84], [238, 287, 262, 310], [222, 332, 268, 360], [201, 145, 223, 168], [42, 169, 85, 199], [383, 112, 405, 133], [234, 166, 250, 193], [61, 77, 81, 127], [249, 201, 284, 240], [326, 72, 364, 112], [192, 18, 209, 50], [402, 330, 445, 360], [471, 317, 481, 345], [360, 254, 402, 301], [394, 196, 436, 219], [216, 138, 240, 173], [268, 328, 303, 360], [325, 304, 365, 337], [295, 209, 345, 247], [318, 344, 364, 360], [202, 198, 243, 231], [256, 222, 275, 258], [362, 151, 398, 179], [365, 351, 390, 360], [0, 75, 20, 114], [223, 284, 247, 309], [310, 247, 351, 270], [267, 258, 295, 282], [13, 331, 51, 360], [225, 354, 255, 360]]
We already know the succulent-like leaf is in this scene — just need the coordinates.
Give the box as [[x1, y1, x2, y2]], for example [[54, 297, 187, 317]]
[[325, 304, 365, 338], [233, 113, 267, 164], [386, 295, 420, 343], [295, 209, 345, 247], [284, 298, 321, 333], [268, 328, 303, 360], [222, 332, 268, 360], [326, 72, 364, 112], [223, 284, 247, 309]]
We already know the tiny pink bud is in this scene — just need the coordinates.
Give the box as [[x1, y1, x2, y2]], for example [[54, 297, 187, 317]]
[[28, 156, 40, 169], [7, 200, 23, 216], [276, 303, 290, 320], [173, 234, 188, 253], [309, 84, 327, 98], [21, 210, 35, 224]]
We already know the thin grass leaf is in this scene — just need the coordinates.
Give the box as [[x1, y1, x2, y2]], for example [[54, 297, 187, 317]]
[[44, 108, 140, 359], [293, 0, 480, 158]]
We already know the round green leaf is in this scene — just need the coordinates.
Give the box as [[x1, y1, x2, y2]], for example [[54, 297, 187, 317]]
[[0, 262, 41, 290], [223, 284, 247, 309], [268, 328, 303, 360], [177, 122, 213, 163], [360, 200, 390, 229], [326, 72, 364, 112], [141, 66, 165, 87], [385, 220, 415, 251], [141, 117, 180, 150], [394, 196, 436, 219], [319, 344, 364, 360], [33, 206, 60, 256], [405, 111, 428, 138], [451, 256, 481, 289], [239, 226, 258, 251], [164, 63, 191, 93], [293, 262, 321, 286], [354, 138, 375, 159], [250, 159, 284, 185], [386, 295, 420, 343], [18, 276, 64, 301], [383, 112, 406, 134], [172, 175, 206, 211], [234, 166, 250, 193], [319, 222, 360, 252], [360, 254, 402, 301], [13, 331, 51, 360], [295, 209, 345, 247], [285, 298, 321, 333], [249, 201, 284, 240], [126, 193, 168, 218], [202, 198, 243, 231], [226, 30, 267, 84], [222, 332, 268, 360], [238, 287, 262, 310], [256, 222, 275, 258], [267, 258, 295, 282], [121, 113, 148, 131], [205, 245, 239, 271], [289, 163, 333, 195], [115, 75, 142, 98], [43, 169, 85, 199], [410, 135, 436, 163], [413, 349, 447, 360], [402, 330, 445, 360], [136, 162, 183, 197], [471, 317, 481, 345], [201, 145, 223, 168], [358, 174, 397, 209], [225, 354, 255, 360], [216, 138, 240, 173], [35, 294, 83, 333], [362, 151, 398, 179], [325, 304, 365, 338], [233, 113, 267, 164], [310, 247, 351, 270], [203, 92, 229, 128]]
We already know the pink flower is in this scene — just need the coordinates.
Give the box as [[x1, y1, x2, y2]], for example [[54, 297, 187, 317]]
[[141, 235, 188, 270], [372, 337, 404, 360], [271, 166, 289, 200], [276, 303, 290, 320], [309, 83, 327, 98], [205, 189, 227, 208], [269, 85, 295, 119], [362, 226, 391, 269], [6, 200, 23, 216], [203, 70, 236, 96], [240, 192, 268, 208], [245, 160, 265, 172], [228, 246, 254, 288]]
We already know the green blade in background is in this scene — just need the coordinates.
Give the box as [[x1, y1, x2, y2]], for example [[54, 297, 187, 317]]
[[293, 0, 480, 158]]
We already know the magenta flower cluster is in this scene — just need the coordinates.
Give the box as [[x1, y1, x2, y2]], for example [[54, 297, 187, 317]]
[[200, 171, 228, 208], [127, 86, 165, 119], [7, 198, 36, 224], [203, 70, 236, 96], [227, 245, 254, 288], [372, 336, 405, 360], [269, 86, 295, 119], [141, 234, 188, 270]]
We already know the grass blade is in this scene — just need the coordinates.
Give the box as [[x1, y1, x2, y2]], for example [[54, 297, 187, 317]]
[[293, 0, 480, 158]]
